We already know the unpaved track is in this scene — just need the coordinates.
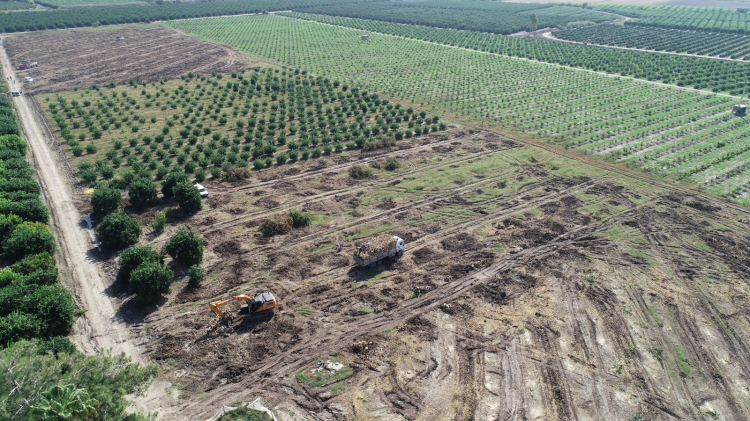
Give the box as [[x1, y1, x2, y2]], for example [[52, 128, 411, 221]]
[[0, 46, 139, 359]]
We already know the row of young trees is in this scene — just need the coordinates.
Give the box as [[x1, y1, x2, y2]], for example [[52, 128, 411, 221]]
[[0, 0, 355, 32], [295, 1, 613, 35], [593, 4, 750, 34], [0, 82, 157, 421], [168, 15, 750, 205], [0, 94, 78, 348], [555, 24, 750, 60], [48, 70, 441, 188], [280, 12, 750, 95]]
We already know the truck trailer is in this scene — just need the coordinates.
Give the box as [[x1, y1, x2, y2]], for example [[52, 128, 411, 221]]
[[354, 234, 405, 267]]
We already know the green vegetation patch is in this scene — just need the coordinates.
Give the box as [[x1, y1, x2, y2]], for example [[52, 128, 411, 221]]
[[217, 406, 273, 421], [45, 70, 441, 189], [296, 359, 353, 388], [168, 15, 750, 207]]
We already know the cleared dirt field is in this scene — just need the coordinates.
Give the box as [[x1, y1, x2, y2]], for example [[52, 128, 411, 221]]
[[2, 27, 245, 94], [90, 127, 750, 420]]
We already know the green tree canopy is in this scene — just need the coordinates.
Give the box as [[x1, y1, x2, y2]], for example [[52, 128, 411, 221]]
[[164, 227, 203, 267], [161, 171, 189, 199], [173, 181, 202, 214], [118, 245, 162, 282], [128, 178, 157, 208], [90, 187, 121, 216], [95, 211, 141, 250], [0, 339, 157, 420], [30, 384, 99, 421], [0, 134, 27, 156], [4, 222, 55, 262], [129, 261, 173, 305]]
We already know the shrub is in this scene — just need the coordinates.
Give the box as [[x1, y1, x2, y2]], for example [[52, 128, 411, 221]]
[[0, 178, 40, 195], [1, 199, 50, 224], [187, 265, 204, 288], [22, 285, 76, 337], [96, 211, 140, 250], [99, 165, 115, 179], [4, 222, 55, 262], [348, 164, 373, 179], [164, 228, 203, 267], [0, 213, 22, 244], [221, 167, 250, 182], [127, 178, 157, 208], [259, 213, 293, 237], [129, 262, 173, 305], [161, 171, 189, 198], [151, 211, 166, 231], [90, 187, 121, 216], [0, 312, 40, 346], [193, 168, 206, 182], [0, 134, 27, 156], [173, 181, 202, 214], [384, 159, 399, 171], [118, 245, 162, 282], [289, 210, 312, 228]]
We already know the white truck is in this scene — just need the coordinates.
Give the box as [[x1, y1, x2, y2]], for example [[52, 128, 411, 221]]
[[354, 234, 405, 267]]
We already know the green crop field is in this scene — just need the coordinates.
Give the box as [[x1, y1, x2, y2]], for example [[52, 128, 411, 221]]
[[0, 0, 352, 32], [594, 4, 750, 33], [37, 0, 148, 7], [295, 0, 615, 34], [555, 24, 750, 59], [43, 70, 443, 188], [280, 12, 750, 95], [0, 1, 34, 10], [167, 14, 750, 205]]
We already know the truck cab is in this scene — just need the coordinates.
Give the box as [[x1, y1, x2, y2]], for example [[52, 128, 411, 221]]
[[395, 236, 405, 256]]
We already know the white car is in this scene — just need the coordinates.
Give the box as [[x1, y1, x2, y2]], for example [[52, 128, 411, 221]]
[[195, 183, 208, 198], [10, 91, 21, 97], [23, 77, 33, 83]]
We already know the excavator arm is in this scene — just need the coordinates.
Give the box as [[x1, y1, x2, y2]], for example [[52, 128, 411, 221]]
[[209, 295, 252, 319]]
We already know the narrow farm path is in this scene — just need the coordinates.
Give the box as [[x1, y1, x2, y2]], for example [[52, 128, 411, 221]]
[[0, 45, 140, 359]]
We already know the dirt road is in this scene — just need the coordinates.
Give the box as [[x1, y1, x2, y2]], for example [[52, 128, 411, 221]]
[[0, 45, 139, 359]]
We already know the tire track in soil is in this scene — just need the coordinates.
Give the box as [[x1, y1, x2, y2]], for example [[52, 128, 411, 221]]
[[198, 161, 574, 269], [558, 277, 615, 416], [199, 130, 513, 234], [533, 325, 576, 420], [176, 199, 641, 417], [228, 176, 608, 312], [625, 205, 750, 419]]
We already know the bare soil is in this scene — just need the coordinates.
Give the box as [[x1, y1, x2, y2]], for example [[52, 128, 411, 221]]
[[105, 127, 750, 420], [3, 27, 245, 94]]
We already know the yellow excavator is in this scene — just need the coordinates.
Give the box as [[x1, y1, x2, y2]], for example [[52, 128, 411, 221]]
[[209, 292, 277, 327]]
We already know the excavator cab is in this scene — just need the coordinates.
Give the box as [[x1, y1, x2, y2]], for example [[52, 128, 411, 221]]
[[242, 292, 276, 314], [209, 292, 277, 327]]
